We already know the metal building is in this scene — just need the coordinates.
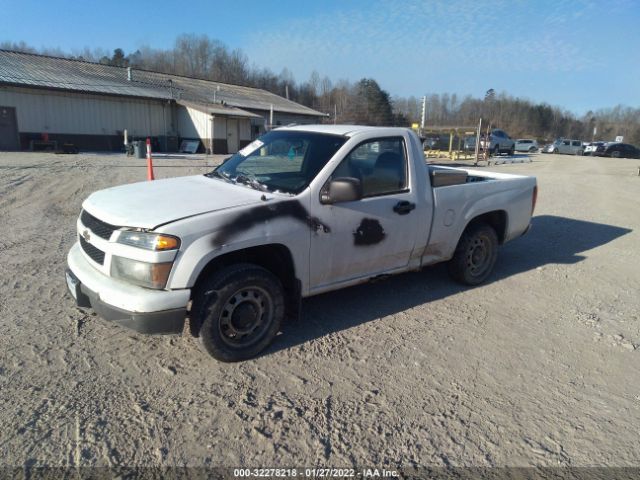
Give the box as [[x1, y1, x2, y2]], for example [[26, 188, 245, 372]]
[[0, 50, 326, 153]]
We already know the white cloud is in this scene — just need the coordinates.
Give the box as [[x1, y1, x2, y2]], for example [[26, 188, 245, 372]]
[[243, 0, 610, 94]]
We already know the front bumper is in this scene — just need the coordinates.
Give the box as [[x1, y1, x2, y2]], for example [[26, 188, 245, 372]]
[[66, 242, 190, 334]]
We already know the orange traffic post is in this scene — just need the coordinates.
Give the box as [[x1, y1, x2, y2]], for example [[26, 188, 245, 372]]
[[146, 137, 155, 181]]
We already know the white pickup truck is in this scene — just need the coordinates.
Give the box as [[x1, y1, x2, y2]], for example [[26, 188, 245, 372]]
[[66, 125, 537, 361]]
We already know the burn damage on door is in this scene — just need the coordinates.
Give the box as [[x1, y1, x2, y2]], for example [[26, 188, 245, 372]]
[[212, 200, 330, 246], [353, 218, 386, 246]]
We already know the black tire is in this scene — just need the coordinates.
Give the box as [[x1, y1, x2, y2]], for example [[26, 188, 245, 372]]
[[508, 146, 515, 156], [553, 148, 559, 154], [529, 146, 537, 153], [192, 263, 285, 362], [493, 145, 500, 156], [448, 223, 499, 286], [611, 150, 621, 158]]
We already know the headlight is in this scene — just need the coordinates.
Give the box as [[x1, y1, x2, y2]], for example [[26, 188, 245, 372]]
[[117, 231, 180, 251], [111, 256, 173, 289]]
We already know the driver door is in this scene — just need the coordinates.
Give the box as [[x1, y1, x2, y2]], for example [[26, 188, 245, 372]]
[[309, 136, 422, 291]]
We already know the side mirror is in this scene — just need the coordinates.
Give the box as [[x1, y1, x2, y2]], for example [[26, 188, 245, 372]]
[[321, 177, 362, 204]]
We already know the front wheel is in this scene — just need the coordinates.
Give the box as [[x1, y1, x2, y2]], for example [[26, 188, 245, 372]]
[[448, 223, 499, 285], [493, 145, 500, 156], [193, 264, 285, 362]]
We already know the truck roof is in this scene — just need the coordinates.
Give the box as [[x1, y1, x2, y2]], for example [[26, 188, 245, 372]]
[[278, 124, 414, 137]]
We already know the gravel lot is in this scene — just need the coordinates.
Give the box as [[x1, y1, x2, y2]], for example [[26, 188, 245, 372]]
[[0, 151, 639, 469]]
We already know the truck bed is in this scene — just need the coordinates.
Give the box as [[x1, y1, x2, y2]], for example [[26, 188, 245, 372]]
[[422, 165, 536, 266]]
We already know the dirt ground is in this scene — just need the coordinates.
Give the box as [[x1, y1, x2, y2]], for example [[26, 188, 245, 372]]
[[0, 150, 639, 469]]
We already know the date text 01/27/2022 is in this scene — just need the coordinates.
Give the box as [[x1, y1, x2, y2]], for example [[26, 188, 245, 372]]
[[233, 468, 399, 478]]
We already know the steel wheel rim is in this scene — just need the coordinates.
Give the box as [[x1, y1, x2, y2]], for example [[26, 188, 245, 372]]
[[218, 286, 273, 348], [466, 235, 492, 277]]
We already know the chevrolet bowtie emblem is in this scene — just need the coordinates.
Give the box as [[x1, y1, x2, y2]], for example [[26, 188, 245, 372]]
[[82, 229, 91, 242]]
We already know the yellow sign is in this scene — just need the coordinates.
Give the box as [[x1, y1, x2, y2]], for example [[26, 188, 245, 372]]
[[411, 123, 420, 130]]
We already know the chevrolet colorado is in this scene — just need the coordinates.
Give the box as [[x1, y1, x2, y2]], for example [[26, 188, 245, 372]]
[[66, 125, 537, 361]]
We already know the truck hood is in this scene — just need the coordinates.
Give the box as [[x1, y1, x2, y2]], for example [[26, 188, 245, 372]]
[[82, 175, 264, 229]]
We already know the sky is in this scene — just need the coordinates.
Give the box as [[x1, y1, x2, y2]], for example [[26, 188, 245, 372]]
[[1, 0, 638, 115]]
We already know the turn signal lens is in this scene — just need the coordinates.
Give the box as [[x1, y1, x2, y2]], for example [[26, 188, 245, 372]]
[[155, 235, 180, 251]]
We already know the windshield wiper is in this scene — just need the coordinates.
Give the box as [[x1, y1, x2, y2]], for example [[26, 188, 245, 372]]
[[206, 170, 231, 181], [234, 174, 270, 192]]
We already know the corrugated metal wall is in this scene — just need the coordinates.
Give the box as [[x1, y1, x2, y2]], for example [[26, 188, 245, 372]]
[[239, 119, 251, 140], [0, 85, 310, 152], [177, 105, 252, 153], [214, 116, 226, 139], [177, 105, 209, 138], [0, 86, 167, 137]]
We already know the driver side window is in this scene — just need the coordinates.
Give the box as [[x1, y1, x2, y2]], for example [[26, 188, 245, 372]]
[[331, 137, 407, 197]]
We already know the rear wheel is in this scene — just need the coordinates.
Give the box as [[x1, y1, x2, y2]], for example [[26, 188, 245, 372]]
[[493, 145, 500, 156], [508, 146, 515, 156], [448, 223, 499, 286], [193, 263, 285, 362], [553, 148, 559, 154], [611, 150, 621, 158], [529, 146, 537, 152]]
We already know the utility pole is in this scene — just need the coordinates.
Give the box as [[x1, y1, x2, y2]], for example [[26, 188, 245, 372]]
[[474, 118, 482, 166], [334, 104, 337, 125]]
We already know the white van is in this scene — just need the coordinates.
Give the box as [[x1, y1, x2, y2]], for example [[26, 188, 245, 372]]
[[545, 139, 584, 155]]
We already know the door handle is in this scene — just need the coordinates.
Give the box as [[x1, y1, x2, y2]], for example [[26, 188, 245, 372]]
[[393, 200, 416, 215]]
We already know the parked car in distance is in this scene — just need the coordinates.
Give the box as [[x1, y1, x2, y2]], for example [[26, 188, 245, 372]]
[[514, 139, 539, 152], [422, 137, 439, 150], [593, 143, 640, 159], [583, 141, 606, 156], [463, 135, 476, 151], [479, 129, 515, 155], [542, 138, 584, 155]]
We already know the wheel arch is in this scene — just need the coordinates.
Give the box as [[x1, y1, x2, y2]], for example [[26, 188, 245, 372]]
[[463, 210, 508, 245], [189, 244, 300, 335]]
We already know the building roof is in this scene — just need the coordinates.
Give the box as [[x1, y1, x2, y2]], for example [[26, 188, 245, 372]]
[[0, 50, 325, 118], [177, 100, 261, 119]]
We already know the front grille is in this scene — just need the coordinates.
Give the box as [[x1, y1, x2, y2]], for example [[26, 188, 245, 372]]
[[80, 210, 119, 240], [80, 236, 105, 265]]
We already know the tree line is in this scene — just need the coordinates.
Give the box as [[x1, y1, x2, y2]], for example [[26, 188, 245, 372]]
[[2, 36, 639, 145]]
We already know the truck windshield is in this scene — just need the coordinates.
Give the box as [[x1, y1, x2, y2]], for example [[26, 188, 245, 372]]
[[208, 131, 347, 194]]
